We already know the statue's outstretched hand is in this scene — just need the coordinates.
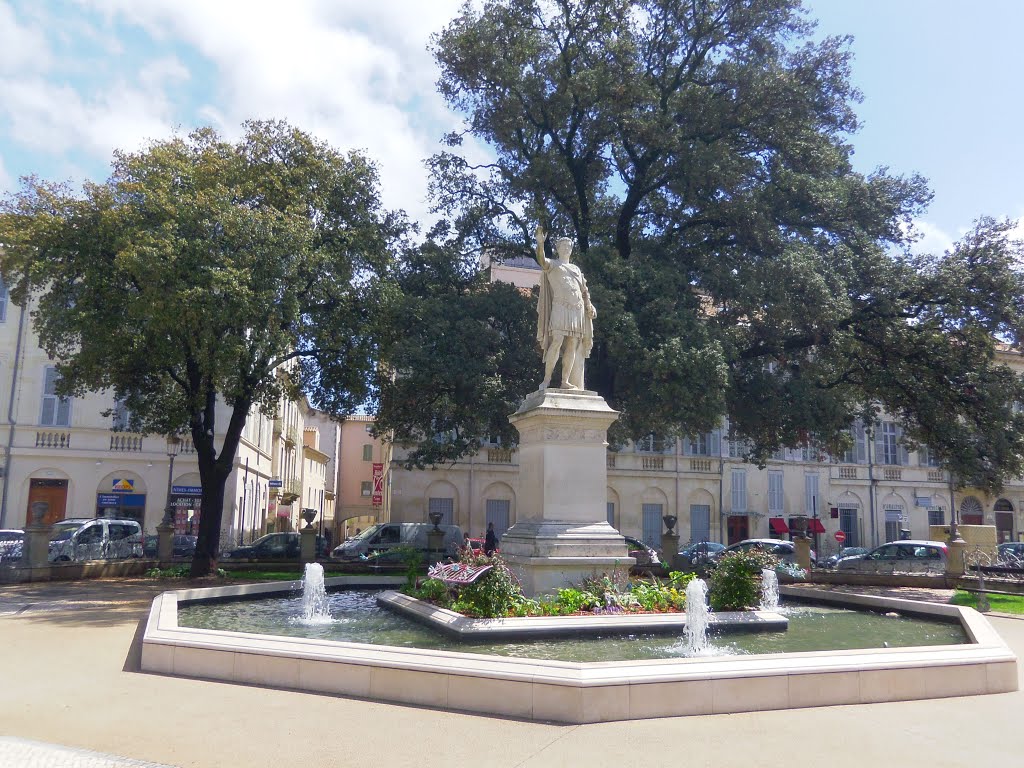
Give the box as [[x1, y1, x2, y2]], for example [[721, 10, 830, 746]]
[[535, 225, 546, 244]]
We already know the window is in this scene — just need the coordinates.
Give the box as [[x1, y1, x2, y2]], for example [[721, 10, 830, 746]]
[[112, 400, 131, 431], [485, 499, 510, 536], [842, 423, 866, 464], [804, 473, 820, 516], [877, 422, 907, 465], [362, 444, 373, 461], [606, 502, 615, 528], [0, 274, 7, 322], [919, 445, 941, 468], [428, 497, 454, 526], [927, 509, 945, 526], [40, 367, 72, 426], [689, 505, 711, 543], [839, 508, 859, 547], [730, 469, 747, 513], [684, 431, 720, 456], [884, 505, 904, 542], [641, 503, 663, 546], [636, 434, 674, 454], [768, 471, 784, 515], [360, 481, 372, 497]]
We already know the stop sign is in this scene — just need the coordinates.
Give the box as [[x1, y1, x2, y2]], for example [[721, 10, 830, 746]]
[[834, 530, 846, 543]]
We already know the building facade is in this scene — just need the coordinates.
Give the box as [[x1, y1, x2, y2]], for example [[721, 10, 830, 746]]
[[335, 415, 392, 540], [0, 283, 329, 551]]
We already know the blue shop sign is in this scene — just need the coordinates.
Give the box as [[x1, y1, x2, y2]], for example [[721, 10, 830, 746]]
[[97, 493, 146, 507], [172, 485, 203, 495], [97, 494, 121, 506]]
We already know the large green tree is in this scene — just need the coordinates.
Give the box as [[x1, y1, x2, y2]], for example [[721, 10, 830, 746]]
[[0, 121, 405, 575], [429, 0, 1024, 492], [373, 224, 542, 468]]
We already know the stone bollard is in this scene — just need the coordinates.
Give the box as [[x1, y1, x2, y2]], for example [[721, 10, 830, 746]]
[[660, 532, 680, 569], [156, 520, 175, 567], [22, 501, 53, 577], [794, 537, 812, 571], [426, 529, 446, 564], [300, 526, 318, 563], [946, 538, 967, 579]]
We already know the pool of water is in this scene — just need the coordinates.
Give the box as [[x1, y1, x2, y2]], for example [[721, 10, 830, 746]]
[[177, 590, 968, 662]]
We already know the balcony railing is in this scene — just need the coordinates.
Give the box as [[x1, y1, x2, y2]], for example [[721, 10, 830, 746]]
[[486, 448, 513, 464], [689, 458, 714, 473], [883, 468, 902, 481], [607, 453, 617, 469], [280, 478, 302, 503], [838, 466, 858, 480], [285, 424, 299, 446], [109, 433, 144, 452], [642, 457, 665, 471], [36, 431, 71, 449], [927, 470, 945, 482], [273, 417, 283, 436]]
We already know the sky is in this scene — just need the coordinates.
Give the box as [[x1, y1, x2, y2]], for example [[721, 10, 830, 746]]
[[1, 0, 1022, 254]]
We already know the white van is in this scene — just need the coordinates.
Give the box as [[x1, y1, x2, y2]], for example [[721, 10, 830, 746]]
[[48, 518, 143, 562], [331, 522, 463, 561]]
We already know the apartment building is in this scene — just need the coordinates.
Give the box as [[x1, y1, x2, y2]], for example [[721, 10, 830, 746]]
[[335, 415, 392, 540], [0, 281, 326, 550]]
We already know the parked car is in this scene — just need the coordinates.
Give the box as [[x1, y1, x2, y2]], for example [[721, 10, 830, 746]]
[[676, 541, 726, 569], [222, 532, 329, 560], [0, 529, 24, 564], [712, 538, 817, 566], [331, 522, 463, 561], [143, 534, 198, 559], [624, 536, 660, 566], [822, 546, 869, 569], [997, 542, 1024, 566], [836, 540, 947, 573], [48, 518, 143, 562]]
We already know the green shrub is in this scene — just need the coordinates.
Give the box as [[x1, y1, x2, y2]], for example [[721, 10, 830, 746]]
[[396, 546, 423, 590], [408, 577, 450, 604], [454, 556, 525, 618], [708, 549, 777, 611]]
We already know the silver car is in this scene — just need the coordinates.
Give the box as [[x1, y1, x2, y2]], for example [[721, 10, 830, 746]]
[[836, 540, 947, 574], [48, 518, 143, 562]]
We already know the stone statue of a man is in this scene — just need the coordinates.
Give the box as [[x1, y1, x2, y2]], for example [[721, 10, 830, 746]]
[[534, 226, 596, 390]]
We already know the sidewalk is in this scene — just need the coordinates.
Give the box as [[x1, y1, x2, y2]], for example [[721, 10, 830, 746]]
[[1, 578, 1022, 768]]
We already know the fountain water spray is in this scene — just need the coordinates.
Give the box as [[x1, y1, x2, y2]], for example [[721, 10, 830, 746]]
[[299, 562, 333, 624], [683, 578, 711, 656], [760, 568, 780, 612]]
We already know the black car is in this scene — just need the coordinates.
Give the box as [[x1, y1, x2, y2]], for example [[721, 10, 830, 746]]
[[143, 534, 198, 559], [676, 541, 726, 569], [222, 532, 329, 560]]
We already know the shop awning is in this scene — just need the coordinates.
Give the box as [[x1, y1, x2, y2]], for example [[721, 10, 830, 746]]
[[808, 518, 826, 534], [769, 517, 789, 534]]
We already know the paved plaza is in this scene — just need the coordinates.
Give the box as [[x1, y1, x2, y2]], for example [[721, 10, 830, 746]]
[[1, 578, 1023, 768]]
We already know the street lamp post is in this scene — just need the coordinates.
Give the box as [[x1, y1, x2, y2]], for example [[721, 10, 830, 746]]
[[156, 436, 182, 565]]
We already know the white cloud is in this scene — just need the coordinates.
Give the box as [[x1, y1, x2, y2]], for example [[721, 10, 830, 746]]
[[65, 0, 469, 222], [0, 153, 11, 192], [906, 218, 957, 257], [0, 2, 52, 74]]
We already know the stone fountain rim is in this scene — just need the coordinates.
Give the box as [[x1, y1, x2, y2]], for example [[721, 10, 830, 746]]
[[141, 577, 1018, 723]]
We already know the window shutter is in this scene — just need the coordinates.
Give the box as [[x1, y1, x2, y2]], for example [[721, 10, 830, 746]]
[[874, 429, 885, 464], [710, 430, 721, 457], [682, 437, 692, 456], [855, 423, 866, 463], [56, 397, 71, 426], [896, 427, 910, 466]]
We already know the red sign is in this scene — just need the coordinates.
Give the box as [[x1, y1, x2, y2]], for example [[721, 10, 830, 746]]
[[372, 463, 384, 507], [834, 530, 847, 543]]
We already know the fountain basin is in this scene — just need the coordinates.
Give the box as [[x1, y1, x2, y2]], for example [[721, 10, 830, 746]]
[[141, 578, 1017, 723]]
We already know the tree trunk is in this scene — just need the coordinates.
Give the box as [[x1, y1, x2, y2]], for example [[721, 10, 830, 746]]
[[189, 467, 229, 577]]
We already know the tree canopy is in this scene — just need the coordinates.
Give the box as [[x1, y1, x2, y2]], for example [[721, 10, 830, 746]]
[[428, 0, 1024, 492], [0, 121, 405, 574]]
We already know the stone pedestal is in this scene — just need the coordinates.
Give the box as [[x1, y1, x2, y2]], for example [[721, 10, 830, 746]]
[[300, 526, 318, 563], [426, 529, 446, 564], [661, 532, 680, 567], [500, 388, 634, 596], [23, 524, 53, 571], [946, 537, 967, 578], [794, 537, 812, 570], [157, 521, 174, 567]]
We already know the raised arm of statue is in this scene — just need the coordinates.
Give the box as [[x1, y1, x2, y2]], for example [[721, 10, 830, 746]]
[[534, 225, 549, 270]]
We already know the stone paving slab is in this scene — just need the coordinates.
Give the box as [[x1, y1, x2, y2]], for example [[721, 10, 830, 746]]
[[0, 738, 176, 768]]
